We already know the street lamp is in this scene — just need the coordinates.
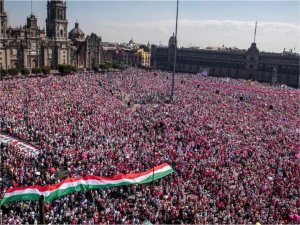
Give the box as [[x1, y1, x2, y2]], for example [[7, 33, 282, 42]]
[[0, 142, 2, 225], [0, 208, 2, 225]]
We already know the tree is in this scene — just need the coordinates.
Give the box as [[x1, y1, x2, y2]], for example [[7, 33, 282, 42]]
[[104, 61, 113, 68], [0, 68, 8, 77], [41, 66, 51, 75], [112, 61, 124, 70], [32, 67, 42, 74], [99, 63, 109, 70], [58, 64, 77, 75], [92, 65, 99, 72], [7, 68, 19, 76], [21, 68, 30, 76], [100, 61, 113, 70]]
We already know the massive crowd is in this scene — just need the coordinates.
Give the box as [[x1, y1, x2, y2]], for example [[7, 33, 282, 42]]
[[0, 68, 299, 224]]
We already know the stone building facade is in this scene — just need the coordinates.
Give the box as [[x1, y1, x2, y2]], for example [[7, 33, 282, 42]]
[[103, 47, 151, 67], [151, 34, 300, 88], [102, 40, 151, 68], [103, 47, 136, 66], [69, 22, 102, 69], [0, 0, 102, 71]]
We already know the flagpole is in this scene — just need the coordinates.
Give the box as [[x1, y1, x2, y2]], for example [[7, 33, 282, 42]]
[[0, 140, 2, 225], [152, 128, 156, 194], [254, 21, 257, 43], [0, 208, 2, 225], [170, 0, 179, 101]]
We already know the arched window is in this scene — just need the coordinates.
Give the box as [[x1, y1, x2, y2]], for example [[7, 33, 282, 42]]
[[60, 29, 63, 37]]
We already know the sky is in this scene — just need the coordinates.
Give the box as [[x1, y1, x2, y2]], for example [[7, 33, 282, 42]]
[[5, 0, 300, 53]]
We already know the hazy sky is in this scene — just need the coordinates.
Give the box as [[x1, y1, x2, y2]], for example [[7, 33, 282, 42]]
[[5, 0, 300, 53]]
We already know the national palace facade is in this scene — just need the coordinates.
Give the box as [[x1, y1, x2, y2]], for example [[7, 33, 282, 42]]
[[0, 0, 102, 70], [151, 34, 300, 88]]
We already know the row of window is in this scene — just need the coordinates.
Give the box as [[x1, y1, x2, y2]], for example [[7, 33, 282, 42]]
[[158, 50, 299, 64], [179, 52, 244, 60], [259, 66, 299, 73], [155, 56, 299, 73], [156, 59, 299, 75], [177, 59, 245, 68]]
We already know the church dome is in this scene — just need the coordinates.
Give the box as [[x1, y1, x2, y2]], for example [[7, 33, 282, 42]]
[[68, 22, 84, 40]]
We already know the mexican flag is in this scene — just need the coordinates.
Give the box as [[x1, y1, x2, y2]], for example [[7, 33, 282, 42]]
[[1, 163, 174, 206]]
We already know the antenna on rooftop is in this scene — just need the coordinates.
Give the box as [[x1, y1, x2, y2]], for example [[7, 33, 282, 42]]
[[31, 0, 32, 15]]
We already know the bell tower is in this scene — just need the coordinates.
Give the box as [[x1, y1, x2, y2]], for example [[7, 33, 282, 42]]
[[0, 0, 4, 13], [0, 0, 8, 38], [46, 0, 68, 40]]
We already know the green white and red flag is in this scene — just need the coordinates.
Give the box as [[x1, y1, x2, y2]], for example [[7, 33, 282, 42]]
[[1, 163, 174, 205]]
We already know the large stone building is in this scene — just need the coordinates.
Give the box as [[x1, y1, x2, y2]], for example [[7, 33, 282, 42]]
[[69, 22, 103, 69], [102, 40, 151, 67], [0, 0, 102, 71], [103, 47, 150, 67], [151, 34, 300, 88]]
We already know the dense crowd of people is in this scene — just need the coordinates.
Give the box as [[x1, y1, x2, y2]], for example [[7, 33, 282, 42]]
[[0, 68, 299, 224]]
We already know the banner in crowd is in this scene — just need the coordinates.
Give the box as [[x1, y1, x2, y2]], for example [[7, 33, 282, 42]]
[[0, 163, 174, 205], [0, 134, 39, 157]]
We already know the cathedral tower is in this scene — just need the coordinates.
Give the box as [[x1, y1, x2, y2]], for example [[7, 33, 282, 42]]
[[46, 0, 68, 40], [0, 0, 8, 37]]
